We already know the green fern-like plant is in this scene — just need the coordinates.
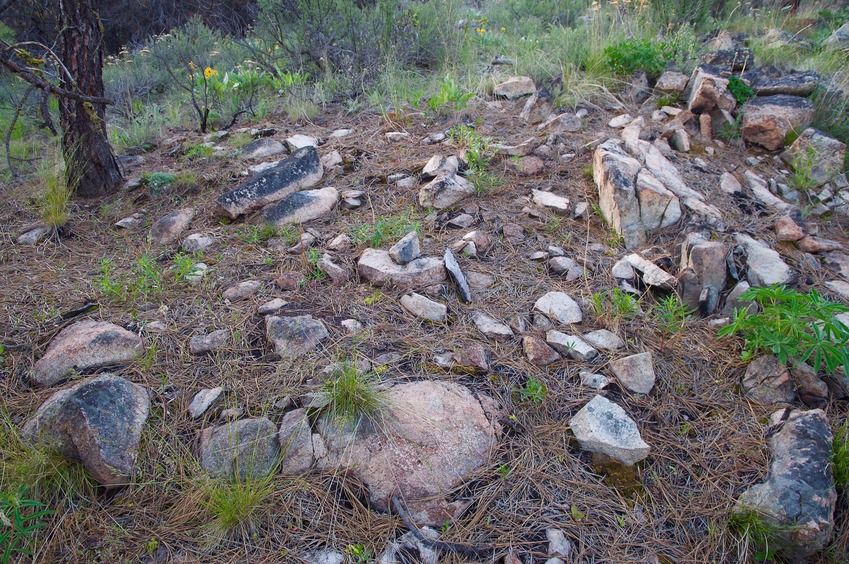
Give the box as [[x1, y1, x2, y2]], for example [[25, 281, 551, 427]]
[[717, 285, 849, 373], [0, 487, 54, 563]]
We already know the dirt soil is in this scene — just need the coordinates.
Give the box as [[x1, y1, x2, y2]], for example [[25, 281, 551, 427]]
[[1, 95, 848, 563]]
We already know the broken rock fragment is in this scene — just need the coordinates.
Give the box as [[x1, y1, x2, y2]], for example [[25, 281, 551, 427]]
[[570, 395, 650, 466]]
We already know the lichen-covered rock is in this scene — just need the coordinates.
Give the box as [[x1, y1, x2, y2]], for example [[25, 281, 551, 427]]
[[262, 186, 339, 226], [23, 374, 150, 486], [217, 146, 323, 218], [199, 418, 280, 479], [266, 315, 329, 357], [741, 95, 815, 151], [735, 409, 836, 561], [32, 320, 144, 387]]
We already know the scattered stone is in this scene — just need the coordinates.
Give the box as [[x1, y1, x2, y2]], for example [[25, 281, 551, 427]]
[[385, 131, 410, 142], [520, 88, 554, 124], [790, 362, 829, 409], [320, 150, 343, 169], [466, 271, 495, 289], [781, 128, 846, 187], [734, 409, 836, 561], [470, 312, 513, 341], [185, 262, 208, 285], [825, 279, 849, 300], [189, 329, 229, 355], [669, 128, 690, 152], [115, 215, 141, 229], [687, 66, 736, 114], [418, 172, 475, 209], [242, 138, 286, 160], [548, 257, 583, 281], [824, 21, 849, 46], [546, 528, 573, 558], [702, 47, 753, 71], [400, 293, 448, 322], [189, 387, 224, 418], [493, 76, 536, 99], [17, 226, 51, 245], [580, 370, 611, 390], [217, 146, 323, 218], [422, 155, 460, 179], [531, 189, 570, 214], [182, 233, 213, 253], [149, 208, 195, 246], [389, 231, 421, 265], [262, 186, 339, 226], [721, 281, 757, 316], [266, 315, 329, 357], [199, 417, 280, 479], [741, 95, 815, 151], [495, 138, 539, 157], [357, 249, 446, 288], [774, 214, 806, 242], [720, 172, 742, 195], [734, 234, 794, 287], [32, 320, 143, 387], [545, 331, 598, 361], [796, 235, 842, 254], [502, 223, 525, 244], [624, 253, 676, 289], [315, 381, 499, 525], [538, 113, 582, 134], [444, 249, 472, 303], [746, 68, 819, 97], [612, 258, 635, 280], [607, 114, 633, 128], [609, 352, 656, 394], [340, 319, 363, 334], [223, 280, 261, 303], [329, 128, 352, 138], [317, 254, 348, 284], [744, 170, 790, 210], [679, 235, 728, 314], [569, 395, 650, 466], [258, 298, 288, 315], [654, 71, 689, 94], [23, 374, 150, 487], [824, 252, 849, 278], [742, 356, 795, 405], [327, 233, 352, 251], [533, 292, 583, 325], [582, 329, 625, 351], [278, 408, 314, 474], [523, 336, 561, 366], [285, 134, 318, 151]]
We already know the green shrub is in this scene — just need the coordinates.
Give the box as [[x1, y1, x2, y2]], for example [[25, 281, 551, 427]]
[[448, 125, 500, 194], [604, 38, 669, 77], [728, 76, 755, 104], [592, 288, 641, 323], [718, 285, 849, 373], [427, 74, 473, 113]]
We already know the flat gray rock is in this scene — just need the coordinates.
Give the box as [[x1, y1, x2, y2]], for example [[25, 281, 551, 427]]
[[400, 293, 447, 322], [262, 186, 339, 226], [189, 329, 229, 355], [471, 312, 514, 341], [278, 408, 314, 474], [357, 249, 446, 288], [32, 320, 144, 387], [389, 231, 421, 265], [444, 249, 472, 303], [241, 137, 286, 160], [532, 189, 570, 214], [609, 352, 656, 394], [182, 233, 214, 253], [218, 146, 323, 218], [266, 315, 329, 357], [17, 226, 51, 245], [188, 387, 224, 418], [149, 208, 195, 246], [735, 234, 794, 287], [199, 417, 280, 479], [582, 329, 625, 351], [570, 395, 650, 466], [533, 292, 583, 325], [545, 331, 597, 361], [418, 172, 475, 209], [23, 374, 150, 486]]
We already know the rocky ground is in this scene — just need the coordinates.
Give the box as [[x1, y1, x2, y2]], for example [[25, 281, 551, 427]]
[[2, 33, 849, 563]]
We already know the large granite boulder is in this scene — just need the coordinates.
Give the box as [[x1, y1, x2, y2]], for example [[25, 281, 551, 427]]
[[315, 380, 500, 525], [23, 374, 150, 486]]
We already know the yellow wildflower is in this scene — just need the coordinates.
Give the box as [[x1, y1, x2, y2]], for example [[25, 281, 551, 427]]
[[501, 26, 506, 31], [204, 67, 218, 79], [188, 60, 196, 71]]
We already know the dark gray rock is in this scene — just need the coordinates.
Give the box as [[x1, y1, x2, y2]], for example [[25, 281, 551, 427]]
[[444, 249, 472, 303], [680, 234, 727, 314], [217, 146, 323, 218], [735, 409, 836, 561], [389, 231, 421, 265], [742, 356, 795, 405], [745, 68, 818, 97], [199, 418, 280, 479], [261, 186, 339, 226], [266, 315, 329, 357], [32, 320, 144, 387], [702, 48, 753, 71], [741, 95, 815, 151], [23, 374, 150, 486], [149, 208, 195, 246]]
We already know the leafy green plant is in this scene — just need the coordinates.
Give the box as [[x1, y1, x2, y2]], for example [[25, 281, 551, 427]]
[[427, 74, 473, 113], [183, 143, 214, 159], [717, 285, 849, 373], [604, 38, 669, 77], [172, 253, 202, 283], [239, 224, 279, 245], [351, 208, 420, 248], [141, 172, 178, 195], [448, 125, 500, 194], [787, 145, 819, 192], [716, 115, 743, 142], [592, 288, 641, 323], [96, 255, 163, 302], [653, 294, 694, 334], [305, 248, 325, 281], [729, 509, 787, 562], [728, 76, 754, 105], [310, 362, 388, 428], [346, 543, 373, 563], [516, 375, 548, 404], [0, 487, 54, 563]]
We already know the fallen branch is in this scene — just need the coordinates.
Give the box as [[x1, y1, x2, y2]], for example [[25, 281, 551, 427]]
[[391, 496, 492, 559]]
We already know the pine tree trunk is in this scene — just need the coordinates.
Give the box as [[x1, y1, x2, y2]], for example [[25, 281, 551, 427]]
[[57, 0, 121, 198]]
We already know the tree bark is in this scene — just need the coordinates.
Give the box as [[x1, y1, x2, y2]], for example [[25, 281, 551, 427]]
[[57, 0, 121, 198]]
